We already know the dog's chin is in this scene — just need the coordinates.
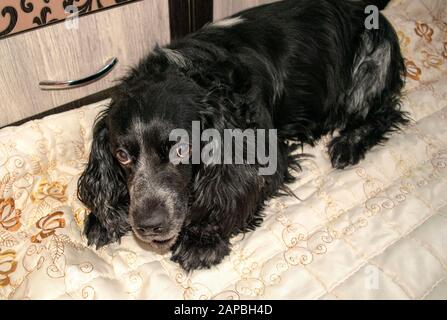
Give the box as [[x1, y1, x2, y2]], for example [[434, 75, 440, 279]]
[[133, 230, 179, 253]]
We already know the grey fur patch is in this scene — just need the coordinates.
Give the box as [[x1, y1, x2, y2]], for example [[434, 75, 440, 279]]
[[254, 54, 285, 104], [129, 171, 180, 225], [132, 118, 146, 146], [160, 48, 189, 68], [347, 33, 392, 118]]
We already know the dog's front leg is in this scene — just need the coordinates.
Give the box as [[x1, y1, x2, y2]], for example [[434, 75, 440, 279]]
[[170, 223, 230, 272]]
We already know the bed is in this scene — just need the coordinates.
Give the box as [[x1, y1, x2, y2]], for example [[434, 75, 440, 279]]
[[0, 0, 446, 299]]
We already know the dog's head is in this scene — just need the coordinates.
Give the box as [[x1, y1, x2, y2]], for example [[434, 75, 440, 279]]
[[78, 47, 265, 252], [78, 51, 209, 250], [114, 83, 203, 249]]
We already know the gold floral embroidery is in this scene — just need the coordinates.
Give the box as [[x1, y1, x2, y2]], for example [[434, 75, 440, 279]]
[[0, 250, 17, 288], [31, 211, 66, 243], [81, 286, 96, 300], [397, 31, 411, 48], [0, 198, 22, 232], [422, 51, 444, 68], [31, 180, 67, 203], [74, 208, 88, 227], [405, 59, 422, 81], [415, 22, 434, 42]]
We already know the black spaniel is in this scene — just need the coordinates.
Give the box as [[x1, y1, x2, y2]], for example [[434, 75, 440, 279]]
[[78, 0, 407, 271]]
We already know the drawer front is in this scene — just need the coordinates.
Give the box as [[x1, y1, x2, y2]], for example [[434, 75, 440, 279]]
[[0, 0, 170, 126], [0, 0, 138, 38], [214, 0, 279, 20]]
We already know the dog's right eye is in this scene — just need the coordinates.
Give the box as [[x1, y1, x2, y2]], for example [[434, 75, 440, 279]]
[[115, 149, 132, 165]]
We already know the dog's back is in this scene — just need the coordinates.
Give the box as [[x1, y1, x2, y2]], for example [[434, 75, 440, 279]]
[[170, 0, 406, 168]]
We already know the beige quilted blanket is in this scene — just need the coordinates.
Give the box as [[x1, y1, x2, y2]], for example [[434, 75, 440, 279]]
[[1, 0, 446, 300]]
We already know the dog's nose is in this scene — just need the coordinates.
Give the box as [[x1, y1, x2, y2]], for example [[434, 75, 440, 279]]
[[136, 208, 169, 236]]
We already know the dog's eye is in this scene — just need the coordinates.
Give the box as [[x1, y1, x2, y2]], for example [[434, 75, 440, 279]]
[[115, 149, 131, 165], [176, 143, 190, 158]]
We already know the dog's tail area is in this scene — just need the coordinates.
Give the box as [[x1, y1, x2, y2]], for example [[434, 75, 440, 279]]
[[362, 0, 391, 10]]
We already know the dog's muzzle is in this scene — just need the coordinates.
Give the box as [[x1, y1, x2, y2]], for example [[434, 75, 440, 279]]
[[130, 205, 182, 251]]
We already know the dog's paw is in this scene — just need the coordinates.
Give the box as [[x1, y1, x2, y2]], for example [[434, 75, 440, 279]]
[[171, 232, 230, 272], [328, 135, 366, 169], [84, 213, 115, 248]]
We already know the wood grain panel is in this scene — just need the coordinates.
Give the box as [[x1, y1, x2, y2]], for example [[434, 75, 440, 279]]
[[214, 0, 279, 20], [0, 0, 170, 126]]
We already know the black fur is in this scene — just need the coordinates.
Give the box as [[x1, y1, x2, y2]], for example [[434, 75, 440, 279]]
[[78, 0, 407, 271]]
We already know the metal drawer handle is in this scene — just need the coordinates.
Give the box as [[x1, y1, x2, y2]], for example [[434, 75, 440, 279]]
[[39, 57, 118, 90]]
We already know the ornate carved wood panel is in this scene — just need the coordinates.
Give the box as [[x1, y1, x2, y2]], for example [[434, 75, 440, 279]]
[[0, 0, 138, 39]]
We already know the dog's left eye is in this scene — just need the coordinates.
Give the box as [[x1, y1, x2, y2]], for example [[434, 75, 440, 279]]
[[176, 143, 190, 158], [115, 149, 132, 165]]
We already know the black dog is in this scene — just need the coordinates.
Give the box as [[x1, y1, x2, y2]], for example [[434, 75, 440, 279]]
[[78, 0, 407, 271]]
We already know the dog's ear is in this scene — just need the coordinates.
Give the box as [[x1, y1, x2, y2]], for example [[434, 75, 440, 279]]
[[191, 163, 264, 237], [77, 113, 130, 247], [220, 59, 251, 94], [186, 56, 251, 95], [188, 90, 266, 237]]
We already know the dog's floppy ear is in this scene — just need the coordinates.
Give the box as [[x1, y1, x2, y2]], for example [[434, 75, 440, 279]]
[[219, 59, 251, 94], [188, 91, 266, 237], [191, 163, 264, 237], [186, 55, 251, 95], [77, 113, 130, 247]]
